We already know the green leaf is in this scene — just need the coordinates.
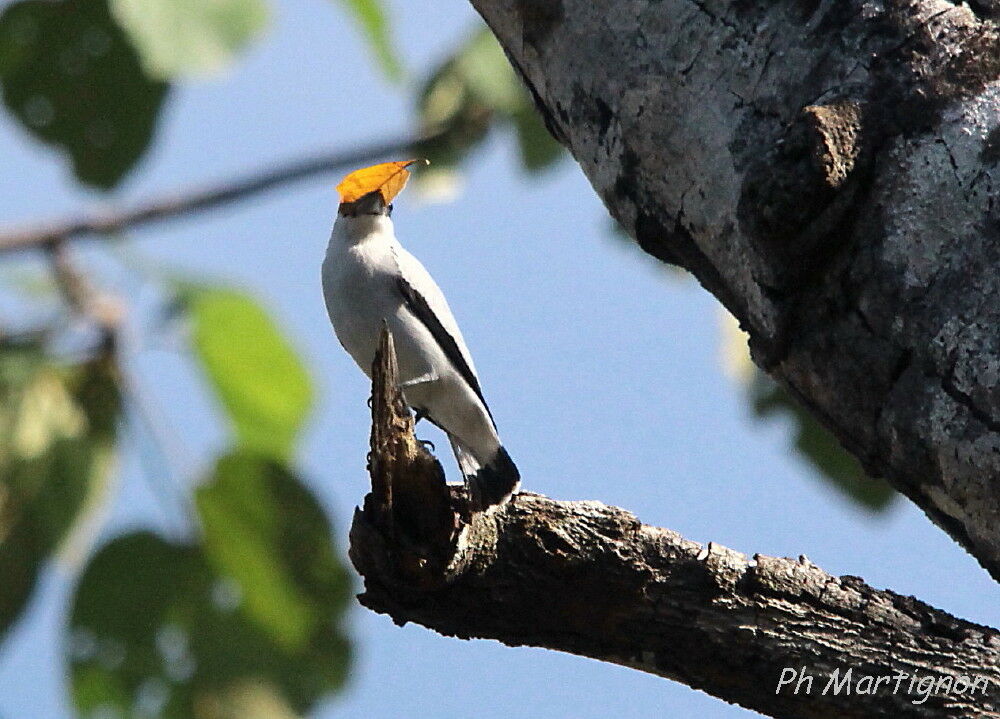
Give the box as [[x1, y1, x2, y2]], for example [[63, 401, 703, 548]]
[[196, 451, 351, 652], [181, 286, 313, 461], [513, 105, 562, 172], [752, 374, 897, 511], [416, 28, 514, 137], [69, 531, 213, 719], [110, 0, 270, 79], [415, 64, 489, 172], [414, 26, 563, 188], [335, 0, 402, 81], [413, 33, 499, 193], [69, 459, 352, 718], [0, 0, 168, 189], [0, 343, 120, 644], [454, 29, 522, 114], [716, 310, 894, 512]]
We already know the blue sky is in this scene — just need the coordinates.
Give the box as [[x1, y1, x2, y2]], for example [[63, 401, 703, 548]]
[[1, 1, 998, 717]]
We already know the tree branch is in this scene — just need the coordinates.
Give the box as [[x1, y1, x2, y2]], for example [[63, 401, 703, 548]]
[[0, 133, 438, 253], [47, 241, 124, 334], [350, 328, 1000, 719], [468, 0, 1000, 580]]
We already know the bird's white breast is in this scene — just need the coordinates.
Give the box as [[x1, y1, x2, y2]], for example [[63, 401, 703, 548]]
[[321, 216, 401, 376]]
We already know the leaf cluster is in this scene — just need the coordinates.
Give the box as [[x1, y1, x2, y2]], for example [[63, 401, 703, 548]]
[[0, 285, 351, 716]]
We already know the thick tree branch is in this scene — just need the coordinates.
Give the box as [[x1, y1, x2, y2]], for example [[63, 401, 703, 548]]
[[351, 332, 1000, 718], [0, 134, 438, 253], [468, 0, 1000, 580]]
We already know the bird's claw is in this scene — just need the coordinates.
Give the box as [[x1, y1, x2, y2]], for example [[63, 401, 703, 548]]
[[418, 438, 435, 452]]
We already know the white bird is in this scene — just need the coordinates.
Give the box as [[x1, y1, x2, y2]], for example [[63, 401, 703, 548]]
[[321, 160, 519, 509]]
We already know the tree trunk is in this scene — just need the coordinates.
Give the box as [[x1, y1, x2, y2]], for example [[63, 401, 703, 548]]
[[467, 0, 1000, 581], [349, 329, 1000, 719]]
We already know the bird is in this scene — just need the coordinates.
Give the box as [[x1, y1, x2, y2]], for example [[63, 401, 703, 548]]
[[321, 160, 520, 510]]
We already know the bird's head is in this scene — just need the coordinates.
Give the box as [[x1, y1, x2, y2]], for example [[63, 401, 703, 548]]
[[336, 159, 426, 218], [339, 190, 390, 217]]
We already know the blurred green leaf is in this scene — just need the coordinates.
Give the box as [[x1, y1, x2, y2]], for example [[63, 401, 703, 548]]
[[0, 0, 168, 189], [415, 34, 490, 176], [415, 26, 563, 190], [752, 374, 896, 511], [110, 0, 270, 79], [0, 342, 119, 644], [716, 310, 894, 511], [69, 457, 351, 718], [513, 106, 562, 172], [196, 451, 351, 652], [181, 286, 313, 461], [453, 29, 521, 114], [335, 0, 402, 81], [0, 266, 59, 299]]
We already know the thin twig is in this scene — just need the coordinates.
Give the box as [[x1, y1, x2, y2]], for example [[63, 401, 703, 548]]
[[118, 363, 201, 537], [0, 133, 438, 253], [47, 241, 124, 332], [46, 242, 198, 532]]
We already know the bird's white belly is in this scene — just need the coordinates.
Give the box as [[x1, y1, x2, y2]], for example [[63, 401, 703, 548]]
[[331, 290, 475, 436]]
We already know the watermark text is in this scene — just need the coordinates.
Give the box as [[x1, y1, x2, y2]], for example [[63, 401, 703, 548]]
[[775, 666, 992, 705]]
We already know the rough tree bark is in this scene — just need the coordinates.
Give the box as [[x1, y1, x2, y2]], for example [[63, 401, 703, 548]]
[[465, 0, 1000, 581], [350, 330, 1000, 719]]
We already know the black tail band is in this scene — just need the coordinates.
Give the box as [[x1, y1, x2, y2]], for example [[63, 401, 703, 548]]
[[469, 446, 520, 511]]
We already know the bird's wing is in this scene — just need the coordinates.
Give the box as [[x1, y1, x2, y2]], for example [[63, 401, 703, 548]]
[[393, 246, 494, 424]]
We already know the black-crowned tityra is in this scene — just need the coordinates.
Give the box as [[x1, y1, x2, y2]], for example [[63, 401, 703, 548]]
[[322, 160, 520, 509]]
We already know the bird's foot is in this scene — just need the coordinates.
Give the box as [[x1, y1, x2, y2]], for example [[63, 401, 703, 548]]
[[418, 438, 435, 452]]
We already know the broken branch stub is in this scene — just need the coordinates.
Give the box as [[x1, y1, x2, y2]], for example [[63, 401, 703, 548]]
[[349, 326, 460, 590]]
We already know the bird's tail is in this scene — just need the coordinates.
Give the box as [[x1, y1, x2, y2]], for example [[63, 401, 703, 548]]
[[448, 437, 520, 510]]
